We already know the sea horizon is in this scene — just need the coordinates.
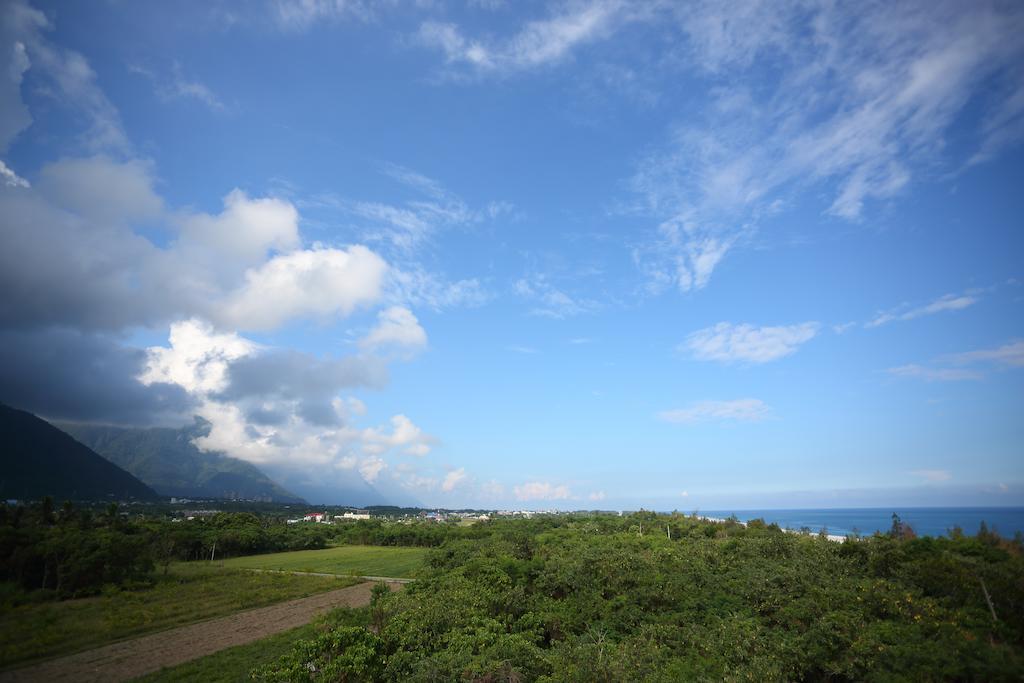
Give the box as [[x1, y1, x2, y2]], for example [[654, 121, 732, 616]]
[[696, 506, 1024, 538]]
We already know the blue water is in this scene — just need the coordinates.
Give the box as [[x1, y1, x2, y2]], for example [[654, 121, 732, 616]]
[[699, 507, 1024, 538]]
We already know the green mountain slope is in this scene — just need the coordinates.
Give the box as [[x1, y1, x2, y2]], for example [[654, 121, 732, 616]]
[[58, 419, 305, 503], [0, 404, 158, 501]]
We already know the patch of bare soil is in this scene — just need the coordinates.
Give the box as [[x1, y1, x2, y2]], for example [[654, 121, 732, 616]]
[[0, 580, 402, 683]]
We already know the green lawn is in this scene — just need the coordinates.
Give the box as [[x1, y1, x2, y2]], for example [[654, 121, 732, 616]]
[[218, 544, 427, 578], [0, 564, 355, 670]]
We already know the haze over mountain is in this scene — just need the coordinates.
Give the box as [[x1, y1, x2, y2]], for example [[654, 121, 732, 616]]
[[57, 419, 307, 504], [0, 404, 157, 501], [0, 0, 1021, 509]]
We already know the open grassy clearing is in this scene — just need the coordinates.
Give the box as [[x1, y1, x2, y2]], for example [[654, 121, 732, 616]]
[[135, 605, 370, 683], [0, 564, 355, 671], [218, 544, 427, 578]]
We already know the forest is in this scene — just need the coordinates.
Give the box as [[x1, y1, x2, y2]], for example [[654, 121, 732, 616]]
[[256, 514, 1024, 681], [1, 502, 1022, 680]]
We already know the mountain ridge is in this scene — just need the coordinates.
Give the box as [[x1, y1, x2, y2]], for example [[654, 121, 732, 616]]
[[0, 404, 158, 501], [57, 419, 306, 504]]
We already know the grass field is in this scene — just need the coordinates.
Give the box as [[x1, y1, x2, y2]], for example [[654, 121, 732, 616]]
[[136, 605, 370, 683], [218, 544, 428, 578], [0, 564, 356, 670]]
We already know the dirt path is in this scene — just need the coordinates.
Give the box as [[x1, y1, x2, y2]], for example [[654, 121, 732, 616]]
[[0, 580, 402, 683]]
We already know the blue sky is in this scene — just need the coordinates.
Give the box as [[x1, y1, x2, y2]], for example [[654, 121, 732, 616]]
[[1, 0, 1022, 508]]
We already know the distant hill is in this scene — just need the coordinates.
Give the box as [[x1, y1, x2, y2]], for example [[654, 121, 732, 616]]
[[0, 404, 158, 501], [58, 419, 305, 504]]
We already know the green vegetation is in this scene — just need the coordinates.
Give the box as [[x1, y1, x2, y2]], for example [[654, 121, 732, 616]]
[[256, 513, 1024, 682], [59, 418, 304, 503], [136, 606, 370, 683], [220, 545, 428, 578], [0, 564, 355, 670], [0, 403, 156, 501]]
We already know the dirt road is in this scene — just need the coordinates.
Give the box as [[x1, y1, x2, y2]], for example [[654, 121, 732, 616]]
[[0, 580, 401, 683]]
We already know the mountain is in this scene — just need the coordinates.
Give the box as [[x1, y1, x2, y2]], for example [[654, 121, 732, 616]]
[[57, 419, 305, 504], [0, 404, 158, 501]]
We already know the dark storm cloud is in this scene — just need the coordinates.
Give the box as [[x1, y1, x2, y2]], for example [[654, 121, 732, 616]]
[[217, 351, 388, 427], [0, 327, 194, 425]]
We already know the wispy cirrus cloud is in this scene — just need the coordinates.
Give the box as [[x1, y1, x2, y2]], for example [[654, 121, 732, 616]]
[[129, 62, 225, 112], [887, 364, 982, 382], [911, 469, 952, 482], [514, 275, 599, 319], [417, 0, 634, 75], [658, 398, 770, 424], [682, 322, 819, 364], [630, 1, 1024, 294], [944, 340, 1024, 368], [887, 340, 1024, 381], [867, 292, 978, 328]]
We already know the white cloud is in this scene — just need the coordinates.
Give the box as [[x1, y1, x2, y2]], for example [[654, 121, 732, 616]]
[[887, 364, 982, 382], [514, 275, 599, 319], [270, 0, 373, 31], [911, 469, 952, 482], [514, 481, 572, 501], [418, 0, 633, 74], [867, 293, 978, 327], [138, 321, 435, 488], [506, 345, 539, 354], [442, 468, 467, 492], [361, 414, 436, 457], [631, 1, 1024, 293], [0, 160, 28, 188], [221, 245, 387, 331], [658, 399, 770, 424], [945, 340, 1024, 368], [178, 189, 300, 265], [588, 490, 606, 501], [139, 319, 257, 394], [130, 62, 225, 112], [683, 322, 819, 363], [7, 0, 129, 152], [358, 455, 386, 482], [359, 306, 427, 353], [888, 340, 1024, 382]]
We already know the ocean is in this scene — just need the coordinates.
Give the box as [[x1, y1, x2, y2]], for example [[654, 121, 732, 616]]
[[698, 507, 1024, 539]]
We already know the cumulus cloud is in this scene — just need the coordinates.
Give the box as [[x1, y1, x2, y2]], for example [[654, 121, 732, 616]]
[[0, 327, 192, 425], [658, 399, 770, 424], [683, 322, 819, 363], [177, 189, 299, 265], [140, 319, 257, 394], [588, 490, 606, 501], [514, 481, 572, 501], [442, 468, 467, 492], [138, 321, 434, 483], [0, 156, 392, 333], [221, 245, 387, 331], [359, 306, 427, 354]]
